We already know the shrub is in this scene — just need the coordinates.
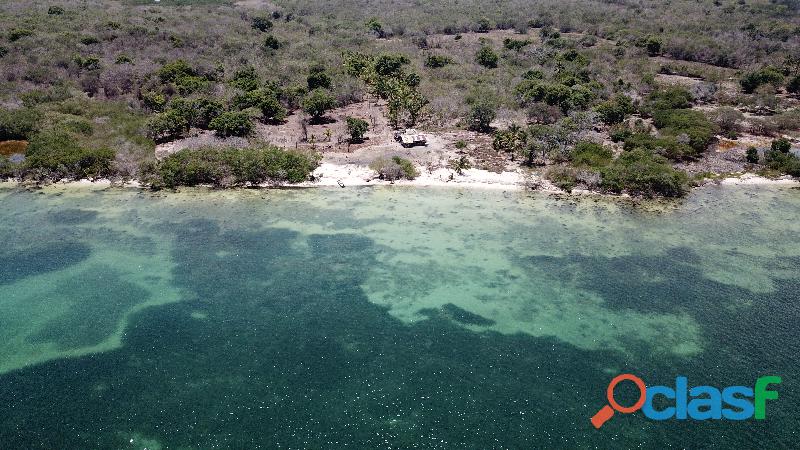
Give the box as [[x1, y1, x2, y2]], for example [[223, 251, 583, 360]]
[[209, 111, 254, 137], [515, 80, 585, 112], [595, 95, 634, 125], [369, 156, 418, 180], [476, 46, 499, 68], [600, 149, 689, 197], [787, 76, 800, 95], [373, 53, 410, 77], [646, 86, 693, 112], [115, 54, 133, 64], [0, 108, 42, 140], [346, 117, 369, 142], [142, 91, 167, 112], [174, 75, 209, 95], [639, 35, 662, 56], [424, 54, 453, 68], [771, 138, 791, 154], [366, 18, 386, 38], [230, 66, 260, 92], [609, 124, 632, 142], [0, 46, 7, 58], [624, 133, 694, 161], [61, 118, 94, 136], [712, 107, 744, 137], [392, 156, 419, 179], [570, 141, 613, 167], [447, 155, 472, 175], [48, 6, 65, 15], [259, 95, 287, 123], [466, 94, 497, 132], [251, 16, 273, 32], [503, 38, 532, 51], [493, 125, 527, 160], [25, 131, 115, 180], [652, 109, 717, 155], [764, 141, 800, 176], [170, 97, 225, 129], [263, 35, 281, 50], [147, 109, 189, 142], [158, 60, 195, 84], [80, 35, 100, 45], [73, 56, 100, 71], [144, 145, 320, 188], [476, 18, 492, 33], [302, 89, 337, 121], [746, 147, 760, 164], [546, 166, 579, 192], [233, 89, 270, 110], [740, 67, 784, 94], [8, 29, 33, 42], [307, 66, 332, 90]]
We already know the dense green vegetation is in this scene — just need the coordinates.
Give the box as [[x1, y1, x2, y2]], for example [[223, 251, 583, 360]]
[[141, 145, 321, 189], [0, 129, 115, 181], [764, 138, 800, 176]]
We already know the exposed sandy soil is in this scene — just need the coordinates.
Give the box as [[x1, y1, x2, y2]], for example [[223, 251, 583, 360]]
[[655, 73, 705, 89], [233, 0, 277, 9]]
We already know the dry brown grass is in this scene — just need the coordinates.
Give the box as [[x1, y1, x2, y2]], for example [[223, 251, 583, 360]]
[[0, 140, 28, 156]]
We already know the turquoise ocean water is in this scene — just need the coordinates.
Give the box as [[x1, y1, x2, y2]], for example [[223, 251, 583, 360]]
[[0, 184, 798, 448]]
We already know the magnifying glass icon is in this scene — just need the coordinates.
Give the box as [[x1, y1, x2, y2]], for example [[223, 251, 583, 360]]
[[591, 373, 647, 429]]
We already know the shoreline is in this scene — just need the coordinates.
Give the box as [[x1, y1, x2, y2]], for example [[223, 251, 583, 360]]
[[0, 165, 797, 192]]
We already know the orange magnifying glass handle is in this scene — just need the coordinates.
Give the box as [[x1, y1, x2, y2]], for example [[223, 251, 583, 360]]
[[591, 405, 615, 429]]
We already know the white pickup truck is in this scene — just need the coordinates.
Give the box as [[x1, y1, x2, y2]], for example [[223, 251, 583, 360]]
[[394, 129, 427, 148]]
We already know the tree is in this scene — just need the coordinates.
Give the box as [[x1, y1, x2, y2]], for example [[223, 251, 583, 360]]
[[302, 89, 337, 122], [230, 66, 260, 92], [788, 75, 800, 95], [374, 54, 410, 77], [771, 138, 791, 154], [209, 111, 254, 137], [346, 117, 369, 142], [25, 131, 115, 180], [157, 60, 195, 84], [600, 149, 690, 198], [448, 155, 472, 175], [595, 95, 634, 125], [425, 54, 453, 68], [503, 38, 531, 51], [740, 67, 784, 94], [746, 147, 760, 164], [366, 18, 386, 38], [147, 109, 189, 142], [476, 46, 499, 68], [467, 100, 497, 132], [259, 95, 287, 123], [251, 15, 273, 32], [263, 35, 281, 50], [307, 66, 332, 90], [643, 36, 662, 56], [0, 108, 42, 140], [493, 125, 527, 160]]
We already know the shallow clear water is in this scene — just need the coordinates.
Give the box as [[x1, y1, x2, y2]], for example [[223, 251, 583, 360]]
[[0, 184, 798, 448]]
